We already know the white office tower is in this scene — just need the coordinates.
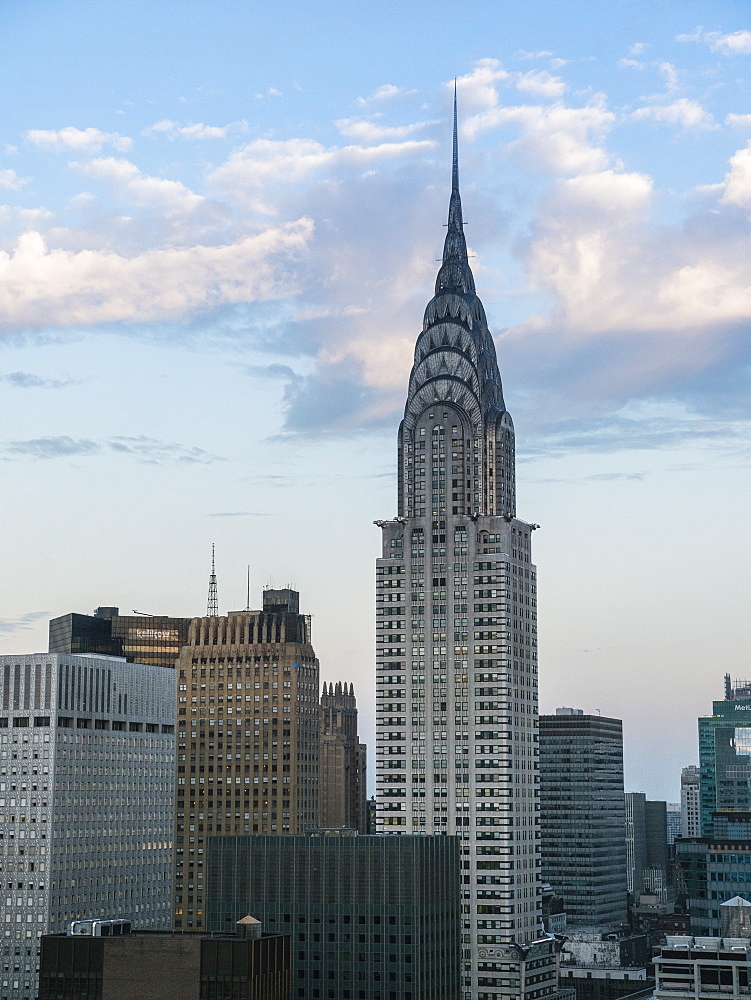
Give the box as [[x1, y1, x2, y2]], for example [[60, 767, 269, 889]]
[[0, 653, 175, 1000], [375, 96, 558, 1000]]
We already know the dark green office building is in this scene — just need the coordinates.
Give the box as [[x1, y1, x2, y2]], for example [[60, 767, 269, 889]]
[[206, 832, 460, 1000]]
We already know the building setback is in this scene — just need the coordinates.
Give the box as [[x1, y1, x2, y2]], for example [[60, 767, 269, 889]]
[[173, 588, 320, 931], [0, 653, 175, 1000], [319, 681, 367, 832], [374, 95, 558, 1000], [539, 709, 627, 928], [205, 831, 460, 1000]]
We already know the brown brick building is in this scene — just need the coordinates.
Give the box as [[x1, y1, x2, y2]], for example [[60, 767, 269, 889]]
[[319, 681, 367, 832], [173, 588, 319, 930]]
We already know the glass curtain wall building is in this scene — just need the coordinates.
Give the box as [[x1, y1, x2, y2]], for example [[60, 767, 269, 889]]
[[539, 710, 627, 927]]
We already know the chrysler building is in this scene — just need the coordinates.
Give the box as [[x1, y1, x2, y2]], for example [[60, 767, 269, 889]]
[[375, 95, 559, 1000]]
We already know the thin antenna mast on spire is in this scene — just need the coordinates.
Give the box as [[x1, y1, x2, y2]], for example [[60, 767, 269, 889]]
[[453, 78, 459, 193], [245, 564, 251, 612], [207, 543, 219, 617]]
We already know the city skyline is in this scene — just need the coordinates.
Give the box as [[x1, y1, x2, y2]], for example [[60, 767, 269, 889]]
[[1, 0, 750, 803]]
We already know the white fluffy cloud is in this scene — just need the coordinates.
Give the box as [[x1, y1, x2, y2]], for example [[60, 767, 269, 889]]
[[522, 161, 751, 339], [0, 169, 27, 190], [26, 127, 132, 153], [632, 98, 715, 129], [72, 157, 205, 214], [208, 136, 437, 211], [142, 119, 238, 140], [720, 142, 751, 208], [0, 222, 313, 330], [334, 118, 437, 143], [678, 27, 751, 55]]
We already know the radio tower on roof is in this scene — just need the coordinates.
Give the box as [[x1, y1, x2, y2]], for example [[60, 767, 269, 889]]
[[207, 543, 219, 617]]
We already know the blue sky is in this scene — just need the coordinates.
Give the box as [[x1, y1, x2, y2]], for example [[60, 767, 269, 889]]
[[1, 0, 750, 799]]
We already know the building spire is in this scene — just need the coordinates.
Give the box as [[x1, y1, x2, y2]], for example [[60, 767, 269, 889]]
[[437, 82, 473, 293], [207, 543, 218, 617]]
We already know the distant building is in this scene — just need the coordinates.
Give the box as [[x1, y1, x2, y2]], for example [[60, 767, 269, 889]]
[[319, 681, 367, 832], [667, 803, 681, 845], [558, 967, 652, 1000], [539, 709, 627, 927], [681, 766, 701, 838], [49, 606, 191, 669], [558, 926, 652, 1000], [0, 652, 175, 1000], [38, 917, 290, 1000], [677, 839, 751, 936], [699, 679, 751, 838], [625, 793, 670, 897], [654, 919, 751, 1000], [677, 679, 751, 936], [173, 588, 320, 931], [644, 800, 669, 891], [206, 831, 460, 1000]]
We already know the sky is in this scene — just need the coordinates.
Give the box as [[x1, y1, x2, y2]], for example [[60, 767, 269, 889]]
[[0, 0, 749, 800]]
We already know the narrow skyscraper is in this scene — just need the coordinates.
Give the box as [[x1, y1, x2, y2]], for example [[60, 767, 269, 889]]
[[375, 93, 557, 1000], [319, 681, 367, 832], [539, 709, 627, 928]]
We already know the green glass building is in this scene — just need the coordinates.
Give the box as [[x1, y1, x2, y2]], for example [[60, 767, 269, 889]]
[[699, 681, 751, 837]]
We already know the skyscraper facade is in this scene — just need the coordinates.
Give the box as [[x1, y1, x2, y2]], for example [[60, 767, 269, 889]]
[[681, 766, 701, 839], [625, 793, 647, 896], [699, 680, 751, 838], [319, 681, 367, 832], [206, 831, 461, 1000], [49, 606, 191, 670], [375, 98, 557, 1000], [539, 709, 627, 928], [172, 588, 320, 931], [0, 652, 175, 1000]]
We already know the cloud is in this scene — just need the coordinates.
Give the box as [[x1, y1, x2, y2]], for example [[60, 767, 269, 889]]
[[142, 119, 239, 140], [334, 117, 438, 143], [720, 142, 751, 208], [726, 113, 751, 129], [632, 98, 716, 130], [522, 400, 751, 459], [1, 434, 224, 464], [4, 436, 100, 459], [108, 436, 223, 464], [26, 127, 131, 153], [1, 371, 76, 388], [0, 221, 313, 330], [516, 50, 554, 60], [208, 136, 437, 211], [356, 84, 417, 106], [515, 70, 566, 99], [0, 611, 49, 635], [71, 157, 205, 213], [618, 59, 644, 70], [0, 168, 28, 190], [521, 165, 751, 338], [678, 27, 751, 55], [659, 61, 680, 94], [466, 100, 615, 175]]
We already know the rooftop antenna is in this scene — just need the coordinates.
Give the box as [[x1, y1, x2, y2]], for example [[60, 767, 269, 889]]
[[245, 564, 251, 612], [207, 543, 219, 617]]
